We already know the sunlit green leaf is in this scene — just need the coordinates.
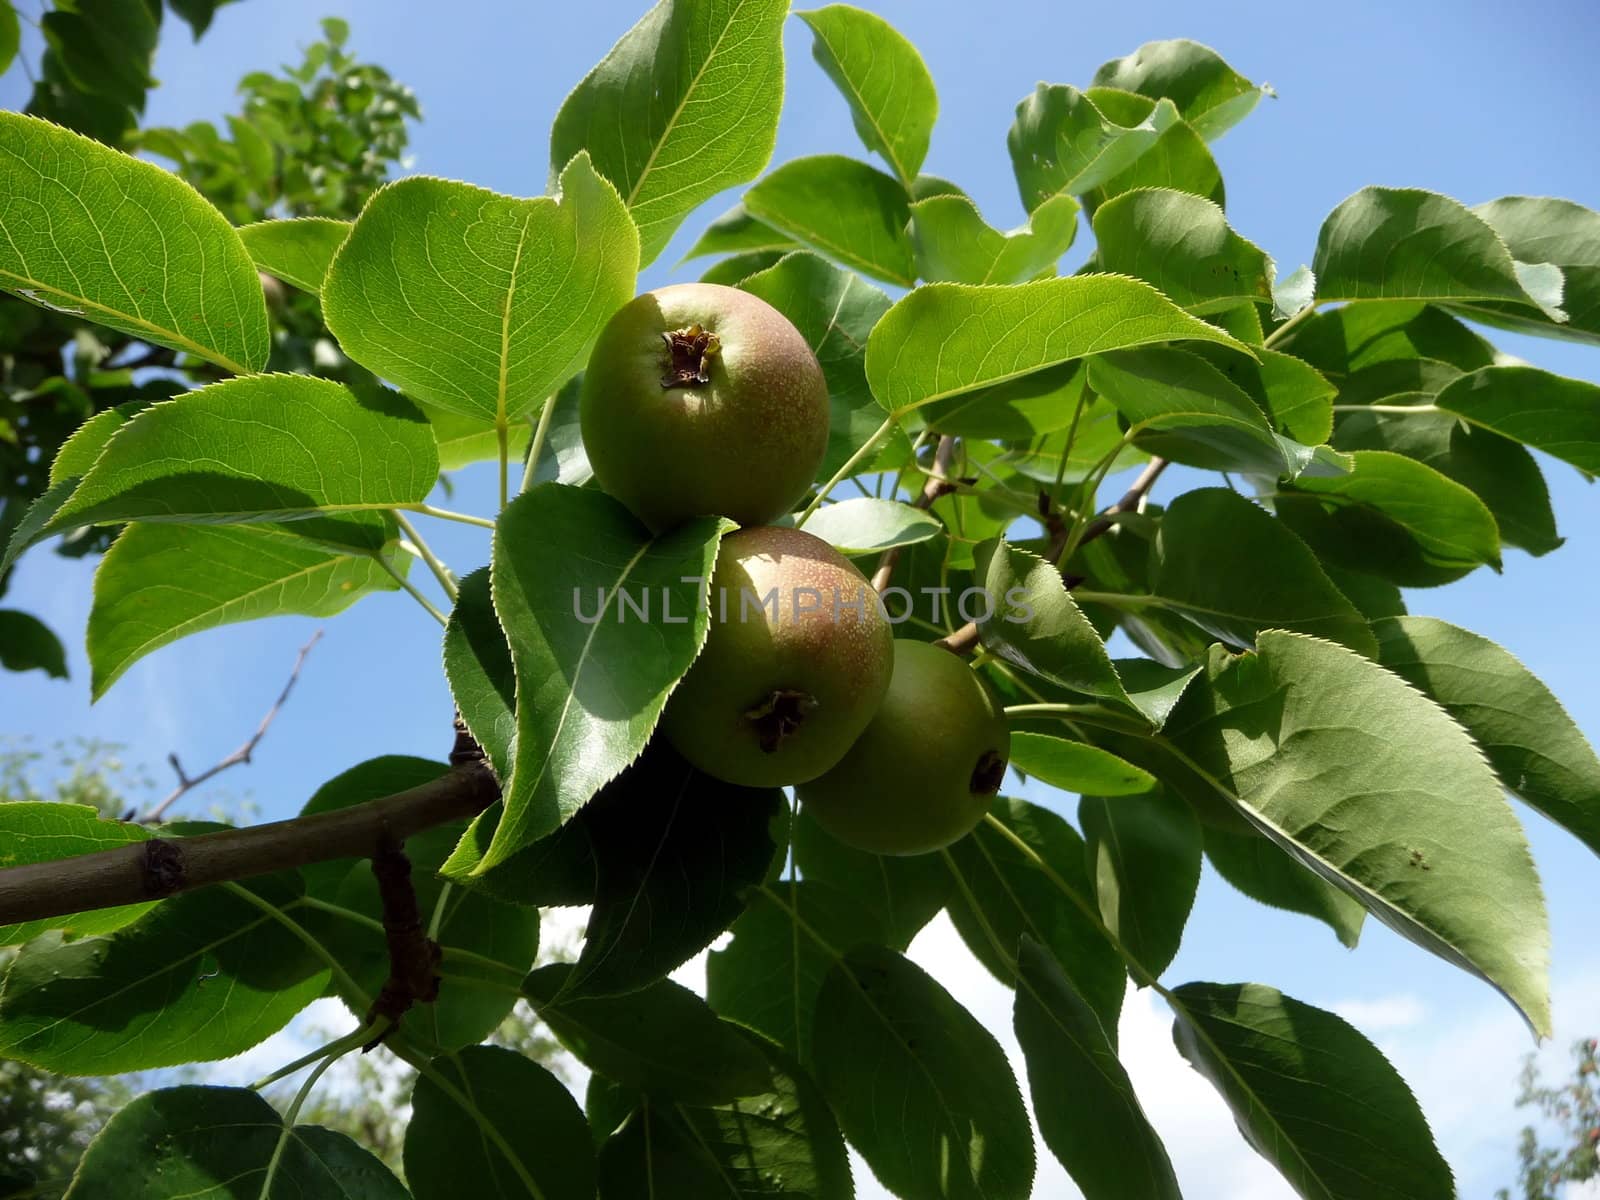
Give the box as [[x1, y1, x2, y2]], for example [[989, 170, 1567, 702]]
[[865, 275, 1248, 417], [0, 111, 268, 373], [1007, 84, 1179, 211], [237, 217, 350, 293], [798, 4, 937, 185], [1009, 731, 1154, 795], [909, 192, 1079, 284], [1434, 365, 1600, 476], [476, 486, 729, 870], [88, 523, 399, 699], [1462, 196, 1600, 344], [791, 497, 942, 555], [745, 155, 916, 286], [1092, 187, 1271, 313], [324, 154, 638, 424], [551, 0, 787, 264], [1203, 824, 1365, 947], [682, 202, 800, 259], [1092, 39, 1270, 140]]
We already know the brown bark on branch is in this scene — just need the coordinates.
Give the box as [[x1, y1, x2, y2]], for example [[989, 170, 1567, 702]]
[[872, 435, 959, 594], [935, 457, 1170, 656], [0, 762, 499, 928]]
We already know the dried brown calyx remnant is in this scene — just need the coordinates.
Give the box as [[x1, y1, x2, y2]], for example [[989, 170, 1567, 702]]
[[971, 750, 1006, 796], [660, 324, 721, 389], [744, 688, 820, 753]]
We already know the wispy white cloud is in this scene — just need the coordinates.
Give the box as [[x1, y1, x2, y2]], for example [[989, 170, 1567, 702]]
[[1331, 993, 1428, 1031]]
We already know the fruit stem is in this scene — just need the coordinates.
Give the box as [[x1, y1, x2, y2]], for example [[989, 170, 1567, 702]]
[[404, 503, 498, 530], [522, 392, 559, 495], [872, 435, 959, 593], [496, 419, 510, 510], [796, 415, 898, 527], [394, 510, 459, 603]]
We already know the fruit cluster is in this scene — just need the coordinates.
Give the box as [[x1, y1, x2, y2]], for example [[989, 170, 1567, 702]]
[[580, 283, 1010, 854]]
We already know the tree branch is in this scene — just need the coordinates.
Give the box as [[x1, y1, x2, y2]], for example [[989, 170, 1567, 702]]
[[935, 457, 1169, 656], [0, 762, 500, 928], [872, 435, 959, 594], [142, 630, 322, 822]]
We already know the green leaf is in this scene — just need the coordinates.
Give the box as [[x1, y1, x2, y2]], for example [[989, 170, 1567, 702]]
[[791, 807, 950, 950], [1276, 300, 1497, 377], [39, 0, 156, 114], [866, 274, 1248, 417], [1080, 101, 1223, 218], [49, 400, 150, 487], [920, 361, 1090, 439], [1171, 983, 1453, 1200], [0, 876, 328, 1073], [1313, 187, 1568, 322], [909, 192, 1079, 285], [1164, 631, 1551, 1034], [0, 803, 153, 945], [945, 797, 1125, 1031], [736, 251, 898, 476], [708, 879, 885, 1061], [1375, 616, 1600, 863], [0, 3, 18, 77], [418, 399, 535, 473], [236, 217, 350, 294], [0, 111, 268, 373], [813, 944, 1035, 1200], [1148, 487, 1378, 655], [975, 539, 1132, 705], [682, 202, 801, 259], [1092, 39, 1270, 141], [599, 1038, 853, 1199], [1079, 788, 1200, 978], [797, 4, 937, 186], [1333, 380, 1561, 557], [1087, 347, 1343, 480], [299, 756, 457, 899], [700, 249, 788, 286], [566, 742, 781, 998], [550, 0, 787, 265], [324, 155, 638, 423], [1463, 196, 1600, 344], [525, 965, 772, 1104], [1275, 449, 1502, 586], [1272, 264, 1316, 319], [406, 1046, 596, 1200], [443, 566, 517, 780], [478, 485, 730, 870], [790, 497, 942, 555], [1009, 731, 1154, 795], [65, 1085, 409, 1200], [744, 155, 916, 286], [1007, 85, 1180, 211], [1093, 187, 1272, 313], [528, 375, 592, 486], [1192, 343, 1336, 446], [0, 609, 67, 679], [88, 523, 399, 699], [9, 379, 434, 571], [1434, 364, 1600, 475], [1014, 937, 1181, 1200], [1203, 825, 1365, 948]]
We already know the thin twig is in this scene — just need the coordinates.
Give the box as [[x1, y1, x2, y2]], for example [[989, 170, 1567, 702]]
[[141, 631, 323, 822], [934, 457, 1169, 656], [872, 435, 959, 593]]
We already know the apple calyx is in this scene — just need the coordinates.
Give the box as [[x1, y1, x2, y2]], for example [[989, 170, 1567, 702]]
[[970, 749, 1006, 796], [744, 688, 819, 753], [660, 323, 721, 389]]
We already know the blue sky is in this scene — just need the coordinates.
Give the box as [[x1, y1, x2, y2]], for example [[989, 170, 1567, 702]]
[[4, 2, 1600, 1195]]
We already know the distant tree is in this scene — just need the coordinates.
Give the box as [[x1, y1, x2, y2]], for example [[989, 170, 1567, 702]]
[[1500, 1039, 1600, 1200]]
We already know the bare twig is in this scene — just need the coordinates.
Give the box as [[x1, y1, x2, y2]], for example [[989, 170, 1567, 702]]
[[141, 631, 323, 823], [872, 435, 959, 594], [934, 457, 1170, 656], [0, 761, 500, 928]]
